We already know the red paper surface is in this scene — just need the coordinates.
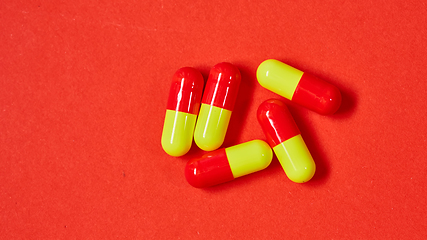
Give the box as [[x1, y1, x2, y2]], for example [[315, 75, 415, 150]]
[[1, 0, 426, 239]]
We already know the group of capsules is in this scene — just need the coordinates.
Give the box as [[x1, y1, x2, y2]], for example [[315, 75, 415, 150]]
[[161, 59, 341, 188]]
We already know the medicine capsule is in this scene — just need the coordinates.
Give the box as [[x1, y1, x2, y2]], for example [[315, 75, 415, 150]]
[[257, 99, 316, 183], [161, 67, 204, 157], [185, 140, 273, 188], [194, 62, 241, 151], [257, 59, 341, 115]]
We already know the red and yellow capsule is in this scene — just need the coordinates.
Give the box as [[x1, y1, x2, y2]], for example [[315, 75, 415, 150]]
[[194, 62, 241, 151], [257, 59, 341, 115], [257, 99, 315, 183], [185, 140, 273, 188], [161, 67, 204, 157]]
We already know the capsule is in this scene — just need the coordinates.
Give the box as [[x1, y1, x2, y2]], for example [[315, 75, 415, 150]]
[[194, 62, 241, 151], [185, 140, 272, 188], [161, 67, 204, 157], [257, 99, 315, 183], [257, 59, 341, 115]]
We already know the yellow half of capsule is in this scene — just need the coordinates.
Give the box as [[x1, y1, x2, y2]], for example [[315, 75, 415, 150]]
[[161, 109, 197, 157], [273, 134, 316, 183], [194, 103, 232, 151], [256, 59, 303, 100], [225, 140, 273, 178]]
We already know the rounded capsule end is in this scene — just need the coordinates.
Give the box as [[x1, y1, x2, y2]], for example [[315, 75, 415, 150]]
[[161, 110, 196, 157], [161, 143, 190, 157], [256, 59, 303, 100], [173, 67, 204, 85], [250, 139, 273, 170], [257, 99, 301, 147], [185, 149, 234, 188], [167, 67, 204, 115], [292, 72, 342, 115], [317, 85, 342, 115], [287, 164, 316, 183], [194, 104, 232, 152], [273, 135, 316, 183], [185, 159, 205, 188], [256, 59, 277, 88], [211, 62, 241, 82]]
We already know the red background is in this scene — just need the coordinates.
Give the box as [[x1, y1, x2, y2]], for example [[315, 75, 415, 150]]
[[1, 0, 426, 239]]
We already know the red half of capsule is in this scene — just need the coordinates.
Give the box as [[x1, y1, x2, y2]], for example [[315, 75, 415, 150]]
[[257, 99, 300, 147], [201, 62, 241, 111], [292, 73, 342, 115], [185, 148, 234, 188], [166, 67, 204, 114]]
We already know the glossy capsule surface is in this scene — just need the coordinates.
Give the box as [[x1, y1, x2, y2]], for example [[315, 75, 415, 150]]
[[161, 67, 204, 157], [185, 140, 272, 188], [257, 99, 315, 183], [257, 59, 341, 115], [194, 62, 241, 151]]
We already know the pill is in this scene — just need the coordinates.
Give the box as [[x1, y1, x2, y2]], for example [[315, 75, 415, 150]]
[[161, 67, 204, 157], [257, 59, 341, 115], [257, 99, 316, 183], [185, 140, 273, 188], [194, 62, 241, 151]]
